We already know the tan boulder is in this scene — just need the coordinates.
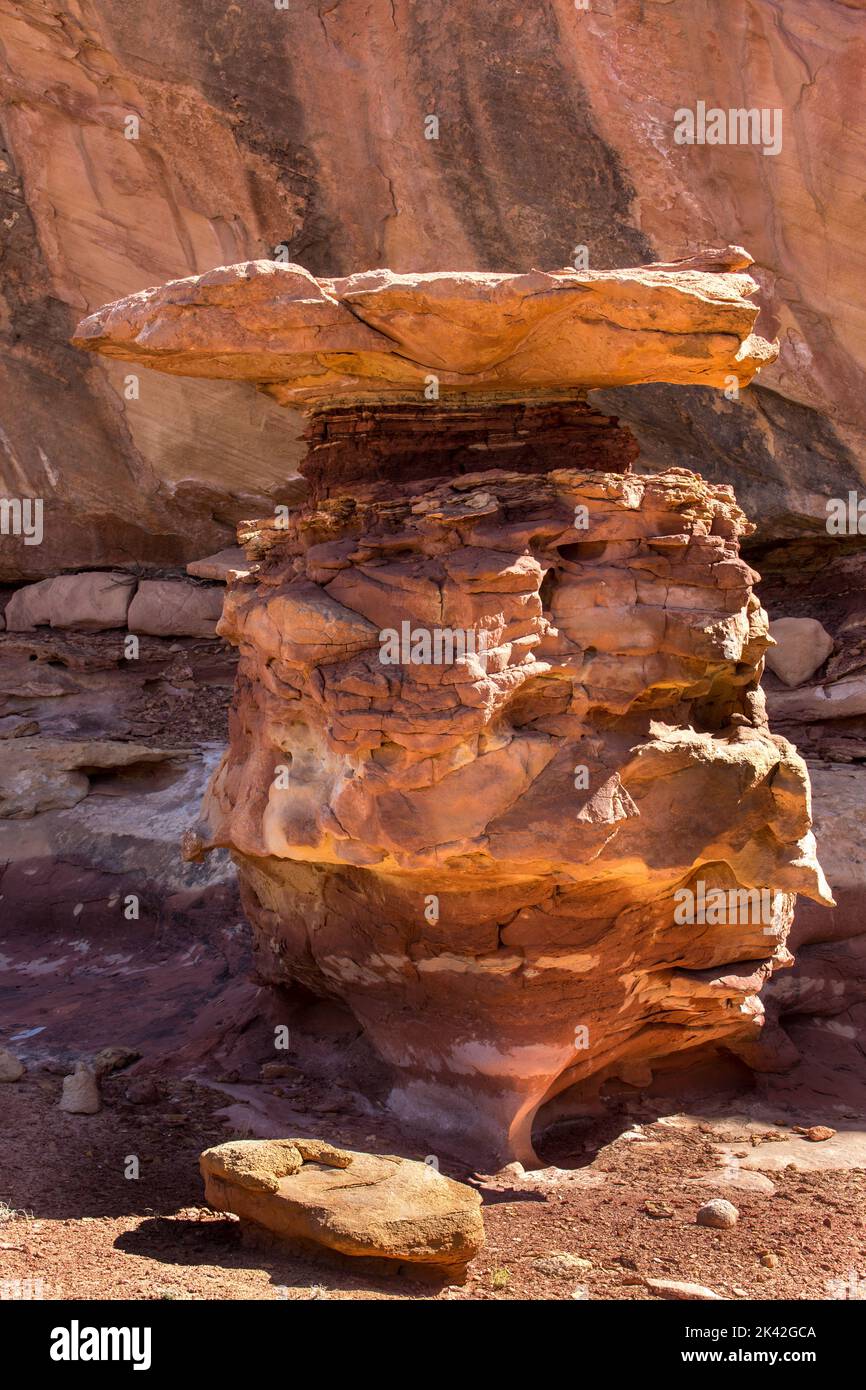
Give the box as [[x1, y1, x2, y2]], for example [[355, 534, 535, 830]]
[[0, 1049, 25, 1082], [766, 617, 834, 687], [3, 578, 54, 630], [59, 1062, 101, 1114], [202, 1137, 350, 1192], [200, 1139, 484, 1276], [127, 580, 224, 637], [5, 572, 136, 632], [0, 739, 181, 818]]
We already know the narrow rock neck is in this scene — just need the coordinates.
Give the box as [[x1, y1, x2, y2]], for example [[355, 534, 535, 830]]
[[299, 396, 639, 498]]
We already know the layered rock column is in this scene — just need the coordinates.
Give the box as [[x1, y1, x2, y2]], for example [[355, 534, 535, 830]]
[[74, 248, 831, 1165]]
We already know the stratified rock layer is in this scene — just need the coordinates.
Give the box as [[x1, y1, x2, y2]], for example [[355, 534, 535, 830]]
[[192, 461, 830, 1164], [5, 1, 865, 577]]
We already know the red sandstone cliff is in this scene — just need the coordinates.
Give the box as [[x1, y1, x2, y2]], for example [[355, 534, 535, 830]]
[[2, 0, 865, 576]]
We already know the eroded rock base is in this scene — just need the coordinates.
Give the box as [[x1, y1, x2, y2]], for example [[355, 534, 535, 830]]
[[197, 445, 829, 1167]]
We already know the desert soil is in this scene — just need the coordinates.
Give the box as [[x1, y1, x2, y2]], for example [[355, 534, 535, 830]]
[[2, 1070, 864, 1302]]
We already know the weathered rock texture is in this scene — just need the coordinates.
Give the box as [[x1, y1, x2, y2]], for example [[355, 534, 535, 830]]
[[196, 463, 829, 1162], [0, 738, 183, 818], [73, 251, 831, 1165], [200, 1138, 484, 1276], [72, 249, 775, 404]]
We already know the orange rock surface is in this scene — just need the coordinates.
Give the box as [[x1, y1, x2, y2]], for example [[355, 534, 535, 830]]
[[187, 462, 830, 1163], [72, 251, 830, 1164], [73, 249, 776, 406]]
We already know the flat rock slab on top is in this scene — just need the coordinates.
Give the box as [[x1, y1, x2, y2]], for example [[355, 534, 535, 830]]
[[200, 1138, 485, 1276], [72, 246, 777, 408]]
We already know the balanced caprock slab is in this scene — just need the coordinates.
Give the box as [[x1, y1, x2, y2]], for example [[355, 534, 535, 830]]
[[74, 249, 831, 1166]]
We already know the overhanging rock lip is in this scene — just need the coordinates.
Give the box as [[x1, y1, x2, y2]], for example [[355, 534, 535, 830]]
[[71, 247, 779, 408]]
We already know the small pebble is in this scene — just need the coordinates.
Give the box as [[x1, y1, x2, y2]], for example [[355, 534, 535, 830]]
[[696, 1198, 739, 1230], [0, 1049, 24, 1083]]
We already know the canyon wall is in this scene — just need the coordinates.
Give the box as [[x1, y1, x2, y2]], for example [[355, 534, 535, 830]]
[[2, 0, 865, 576], [3, 0, 865, 1152]]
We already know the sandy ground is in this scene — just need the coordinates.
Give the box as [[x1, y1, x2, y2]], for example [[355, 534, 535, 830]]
[[2, 1067, 865, 1302]]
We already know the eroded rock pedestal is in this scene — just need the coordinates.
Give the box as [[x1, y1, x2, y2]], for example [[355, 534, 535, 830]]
[[74, 250, 831, 1167]]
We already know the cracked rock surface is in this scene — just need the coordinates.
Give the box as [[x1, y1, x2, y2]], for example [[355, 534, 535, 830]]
[[73, 248, 776, 406]]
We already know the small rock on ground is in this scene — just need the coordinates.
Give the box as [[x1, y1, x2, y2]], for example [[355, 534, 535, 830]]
[[645, 1278, 725, 1301], [0, 1049, 24, 1082], [59, 1063, 101, 1114], [696, 1198, 739, 1229], [532, 1253, 593, 1278]]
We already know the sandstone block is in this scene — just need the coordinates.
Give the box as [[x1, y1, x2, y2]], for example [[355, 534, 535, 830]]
[[186, 547, 249, 581], [127, 580, 224, 637], [766, 617, 833, 687], [200, 1139, 484, 1275], [73, 250, 777, 408], [5, 571, 135, 631]]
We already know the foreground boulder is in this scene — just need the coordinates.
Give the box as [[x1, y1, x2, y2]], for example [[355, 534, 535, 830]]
[[200, 1139, 484, 1277]]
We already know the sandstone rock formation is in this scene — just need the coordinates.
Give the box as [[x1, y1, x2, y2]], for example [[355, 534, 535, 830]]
[[200, 1138, 484, 1276], [74, 253, 831, 1166], [72, 248, 776, 405]]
